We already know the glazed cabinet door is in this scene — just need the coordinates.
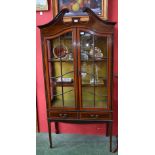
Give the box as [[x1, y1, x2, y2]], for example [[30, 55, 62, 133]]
[[45, 30, 78, 109], [77, 29, 112, 110]]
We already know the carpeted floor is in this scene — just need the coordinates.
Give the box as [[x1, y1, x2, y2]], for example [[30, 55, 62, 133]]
[[36, 133, 118, 155]]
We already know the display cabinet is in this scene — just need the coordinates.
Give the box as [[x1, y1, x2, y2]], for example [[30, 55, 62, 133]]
[[38, 7, 116, 152]]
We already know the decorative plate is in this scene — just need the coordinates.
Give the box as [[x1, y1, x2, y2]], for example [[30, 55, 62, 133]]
[[53, 45, 68, 59]]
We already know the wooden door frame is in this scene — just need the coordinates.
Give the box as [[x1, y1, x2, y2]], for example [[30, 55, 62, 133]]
[[43, 28, 79, 111], [76, 28, 113, 111]]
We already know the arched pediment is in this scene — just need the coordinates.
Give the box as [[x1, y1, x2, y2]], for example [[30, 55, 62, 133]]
[[38, 7, 116, 36]]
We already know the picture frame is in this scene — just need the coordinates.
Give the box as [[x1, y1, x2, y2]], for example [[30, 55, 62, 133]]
[[36, 0, 48, 11], [52, 0, 108, 22]]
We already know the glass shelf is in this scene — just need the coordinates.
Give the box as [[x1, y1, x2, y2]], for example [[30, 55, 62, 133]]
[[50, 70, 74, 79], [48, 58, 107, 62], [48, 59, 74, 62], [81, 58, 108, 62]]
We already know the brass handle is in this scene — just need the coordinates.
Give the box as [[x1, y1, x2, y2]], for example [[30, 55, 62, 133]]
[[90, 114, 94, 118], [95, 115, 99, 118], [90, 114, 99, 119], [59, 113, 68, 118], [59, 113, 63, 117], [63, 114, 68, 118]]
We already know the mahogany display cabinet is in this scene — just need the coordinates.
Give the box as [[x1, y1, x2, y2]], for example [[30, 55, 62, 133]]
[[38, 7, 116, 152]]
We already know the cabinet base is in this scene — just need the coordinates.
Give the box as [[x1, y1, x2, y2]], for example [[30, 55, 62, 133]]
[[48, 119, 113, 152]]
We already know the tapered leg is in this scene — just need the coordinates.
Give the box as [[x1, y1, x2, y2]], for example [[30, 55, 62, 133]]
[[106, 123, 110, 136], [109, 122, 113, 152], [48, 121, 52, 148], [55, 122, 59, 134], [112, 135, 118, 153]]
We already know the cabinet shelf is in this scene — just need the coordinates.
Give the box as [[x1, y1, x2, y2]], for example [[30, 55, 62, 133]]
[[48, 58, 107, 62], [50, 71, 74, 79], [54, 82, 74, 87], [54, 83, 106, 87], [48, 59, 74, 62], [81, 58, 108, 62]]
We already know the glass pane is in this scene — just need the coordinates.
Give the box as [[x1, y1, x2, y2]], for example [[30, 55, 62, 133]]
[[82, 87, 107, 108], [52, 62, 74, 80], [52, 87, 75, 108], [47, 32, 75, 108], [80, 31, 108, 108], [81, 61, 107, 84]]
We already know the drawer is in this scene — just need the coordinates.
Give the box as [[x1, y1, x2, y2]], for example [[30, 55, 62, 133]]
[[49, 111, 78, 119], [80, 112, 112, 120]]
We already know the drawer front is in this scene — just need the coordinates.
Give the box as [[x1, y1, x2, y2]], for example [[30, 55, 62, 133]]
[[49, 111, 78, 119], [80, 112, 112, 120]]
